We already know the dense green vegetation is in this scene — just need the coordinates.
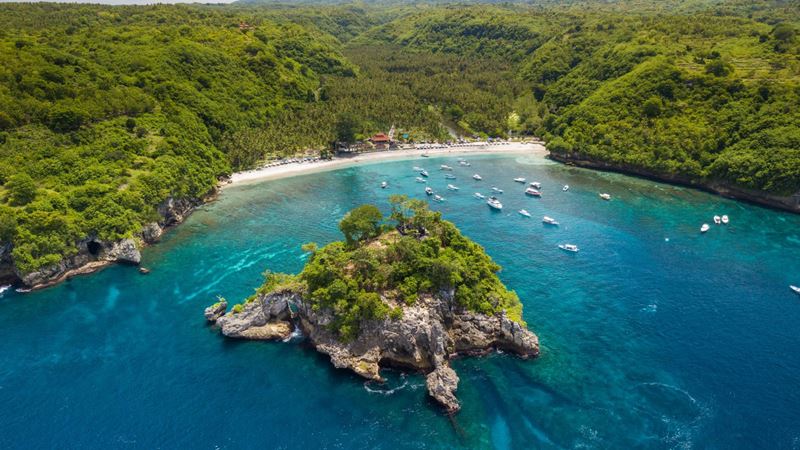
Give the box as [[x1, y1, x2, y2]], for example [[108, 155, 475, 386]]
[[1, 0, 798, 280], [248, 198, 522, 340]]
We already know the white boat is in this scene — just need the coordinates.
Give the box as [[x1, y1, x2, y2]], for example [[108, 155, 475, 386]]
[[459, 161, 471, 167], [381, 181, 388, 189], [513, 177, 526, 183], [420, 170, 429, 177], [440, 165, 453, 171], [491, 187, 504, 194], [447, 184, 459, 191], [542, 216, 559, 225], [425, 187, 434, 196], [559, 244, 579, 253], [518, 209, 531, 218], [444, 174, 456, 179], [433, 194, 445, 202], [700, 223, 710, 233], [530, 182, 541, 189], [721, 215, 729, 224], [525, 187, 542, 197], [713, 215, 721, 224], [474, 192, 485, 199], [791, 285, 800, 295], [415, 177, 426, 183], [413, 166, 424, 171], [563, 185, 569, 191], [599, 193, 611, 201], [473, 174, 483, 180], [487, 196, 503, 210]]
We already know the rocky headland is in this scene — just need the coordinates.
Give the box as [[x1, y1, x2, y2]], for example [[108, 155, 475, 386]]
[[205, 198, 539, 413]]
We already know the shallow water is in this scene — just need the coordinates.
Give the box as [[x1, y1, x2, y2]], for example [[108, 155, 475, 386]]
[[2, 154, 800, 449]]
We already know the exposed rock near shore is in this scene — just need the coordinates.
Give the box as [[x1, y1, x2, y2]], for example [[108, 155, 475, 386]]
[[549, 152, 800, 214], [1, 193, 213, 290], [207, 289, 539, 414]]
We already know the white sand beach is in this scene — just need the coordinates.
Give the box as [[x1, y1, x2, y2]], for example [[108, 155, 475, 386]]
[[226, 141, 549, 187]]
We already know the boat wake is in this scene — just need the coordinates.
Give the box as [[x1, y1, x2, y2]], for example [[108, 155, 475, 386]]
[[282, 327, 303, 343]]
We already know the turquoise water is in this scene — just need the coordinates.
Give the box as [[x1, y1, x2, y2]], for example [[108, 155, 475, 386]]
[[2, 154, 800, 449]]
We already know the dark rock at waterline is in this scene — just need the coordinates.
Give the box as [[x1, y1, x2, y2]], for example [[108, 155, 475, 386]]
[[204, 299, 228, 322], [206, 290, 539, 414]]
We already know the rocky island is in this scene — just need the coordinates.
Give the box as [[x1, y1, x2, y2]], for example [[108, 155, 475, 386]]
[[206, 196, 539, 413]]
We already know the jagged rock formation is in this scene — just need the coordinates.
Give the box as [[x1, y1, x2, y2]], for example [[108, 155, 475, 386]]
[[208, 289, 539, 414]]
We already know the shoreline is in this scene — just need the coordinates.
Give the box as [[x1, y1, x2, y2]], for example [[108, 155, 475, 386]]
[[225, 142, 548, 187]]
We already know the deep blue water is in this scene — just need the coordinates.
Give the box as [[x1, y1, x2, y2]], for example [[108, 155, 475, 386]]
[[2, 154, 800, 449]]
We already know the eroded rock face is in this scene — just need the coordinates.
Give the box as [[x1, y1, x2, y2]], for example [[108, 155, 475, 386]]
[[204, 300, 228, 322], [207, 290, 539, 414]]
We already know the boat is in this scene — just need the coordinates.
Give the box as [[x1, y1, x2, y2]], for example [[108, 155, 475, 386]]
[[474, 192, 485, 199], [525, 187, 542, 197], [491, 186, 504, 194], [425, 187, 434, 196], [599, 193, 611, 201], [415, 177, 426, 183], [721, 215, 729, 224], [473, 174, 483, 180], [433, 194, 445, 202], [530, 182, 541, 189], [421, 154, 430, 158], [714, 215, 721, 224], [459, 161, 471, 167], [447, 184, 459, 191], [791, 285, 800, 295], [542, 216, 559, 226], [700, 224, 710, 233], [518, 209, 531, 218], [487, 196, 503, 210], [563, 185, 569, 191], [413, 166, 424, 171], [444, 174, 456, 179], [558, 244, 579, 253], [381, 181, 388, 189], [420, 170, 429, 177], [513, 177, 526, 183], [440, 165, 453, 171]]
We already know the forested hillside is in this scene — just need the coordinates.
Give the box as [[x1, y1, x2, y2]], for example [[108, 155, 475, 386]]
[[1, 0, 798, 285]]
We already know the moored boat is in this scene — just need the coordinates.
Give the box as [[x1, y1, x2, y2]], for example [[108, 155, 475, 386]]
[[447, 184, 459, 191], [381, 181, 388, 189], [444, 174, 456, 179], [459, 161, 471, 167], [542, 216, 559, 226], [714, 215, 721, 224], [433, 194, 445, 202], [563, 185, 569, 191], [721, 215, 729, 224], [558, 244, 579, 253], [413, 166, 424, 171], [440, 165, 453, 171], [420, 170, 429, 177], [487, 196, 503, 210], [491, 186, 504, 194], [525, 187, 542, 197], [599, 193, 611, 200], [473, 174, 483, 180], [474, 192, 485, 199], [530, 182, 541, 189], [518, 209, 531, 217], [513, 177, 526, 183], [791, 285, 800, 295], [700, 223, 710, 233], [425, 187, 434, 196], [415, 177, 426, 183]]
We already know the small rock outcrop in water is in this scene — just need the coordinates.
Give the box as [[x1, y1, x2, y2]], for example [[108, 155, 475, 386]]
[[206, 198, 539, 414]]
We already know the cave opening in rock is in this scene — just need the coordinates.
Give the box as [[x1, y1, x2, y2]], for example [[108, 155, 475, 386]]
[[87, 241, 102, 256]]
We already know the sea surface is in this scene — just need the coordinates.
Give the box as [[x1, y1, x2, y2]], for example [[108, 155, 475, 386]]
[[2, 154, 800, 449]]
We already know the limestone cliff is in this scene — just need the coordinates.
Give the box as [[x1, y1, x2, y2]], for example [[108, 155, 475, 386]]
[[209, 289, 539, 414]]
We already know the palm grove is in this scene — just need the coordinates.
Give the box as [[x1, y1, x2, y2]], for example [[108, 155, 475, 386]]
[[0, 0, 798, 277]]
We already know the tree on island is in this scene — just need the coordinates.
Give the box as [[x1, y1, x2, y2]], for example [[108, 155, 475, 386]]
[[338, 204, 383, 246]]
